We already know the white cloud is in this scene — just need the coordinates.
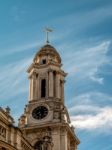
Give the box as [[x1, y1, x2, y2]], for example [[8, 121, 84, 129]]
[[68, 92, 112, 114], [68, 92, 112, 132], [71, 107, 112, 131], [69, 105, 100, 114]]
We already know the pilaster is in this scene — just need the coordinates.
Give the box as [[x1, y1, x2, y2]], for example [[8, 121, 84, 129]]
[[61, 80, 65, 103], [56, 72, 60, 99], [49, 69, 54, 97], [52, 127, 60, 150], [60, 128, 67, 150]]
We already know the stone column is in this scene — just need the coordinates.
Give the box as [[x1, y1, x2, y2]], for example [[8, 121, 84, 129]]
[[35, 74, 39, 100], [56, 72, 60, 99], [49, 70, 54, 97], [29, 76, 32, 101], [61, 80, 65, 103], [33, 73, 37, 100], [30, 73, 36, 101]]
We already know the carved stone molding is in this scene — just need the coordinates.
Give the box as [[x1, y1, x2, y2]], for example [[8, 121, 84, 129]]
[[0, 125, 6, 138]]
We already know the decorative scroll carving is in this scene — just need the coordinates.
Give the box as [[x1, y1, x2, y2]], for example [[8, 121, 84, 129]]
[[55, 103, 60, 109], [0, 125, 6, 138], [54, 112, 60, 119]]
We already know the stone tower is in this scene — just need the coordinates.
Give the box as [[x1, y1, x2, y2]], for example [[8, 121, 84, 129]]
[[18, 43, 80, 150]]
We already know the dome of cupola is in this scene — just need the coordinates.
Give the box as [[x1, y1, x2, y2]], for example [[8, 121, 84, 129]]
[[33, 44, 61, 64]]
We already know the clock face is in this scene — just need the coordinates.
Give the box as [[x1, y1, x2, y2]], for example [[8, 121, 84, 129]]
[[32, 106, 48, 120]]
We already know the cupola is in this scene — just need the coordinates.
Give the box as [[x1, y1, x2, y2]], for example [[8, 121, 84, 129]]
[[33, 44, 61, 65]]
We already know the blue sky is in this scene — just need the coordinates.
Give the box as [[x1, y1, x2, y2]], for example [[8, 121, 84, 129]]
[[0, 0, 112, 149]]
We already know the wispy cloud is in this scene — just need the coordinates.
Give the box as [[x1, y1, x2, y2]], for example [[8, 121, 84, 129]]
[[0, 57, 32, 101], [51, 3, 112, 36], [69, 92, 112, 106], [63, 40, 111, 84], [0, 41, 42, 58]]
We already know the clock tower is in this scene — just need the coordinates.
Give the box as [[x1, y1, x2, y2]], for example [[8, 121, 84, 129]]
[[18, 40, 80, 150]]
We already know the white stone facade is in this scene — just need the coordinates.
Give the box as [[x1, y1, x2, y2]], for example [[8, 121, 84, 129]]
[[0, 107, 33, 150]]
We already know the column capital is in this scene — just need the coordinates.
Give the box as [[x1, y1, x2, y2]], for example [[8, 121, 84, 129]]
[[56, 71, 60, 75], [48, 68, 53, 72], [29, 72, 38, 79], [61, 80, 66, 83]]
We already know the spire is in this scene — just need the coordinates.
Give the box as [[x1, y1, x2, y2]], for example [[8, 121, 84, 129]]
[[44, 28, 53, 44]]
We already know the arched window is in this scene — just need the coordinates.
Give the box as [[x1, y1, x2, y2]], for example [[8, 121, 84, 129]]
[[41, 79, 46, 98], [42, 59, 46, 64], [2, 148, 6, 150], [34, 141, 43, 150], [34, 140, 49, 150]]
